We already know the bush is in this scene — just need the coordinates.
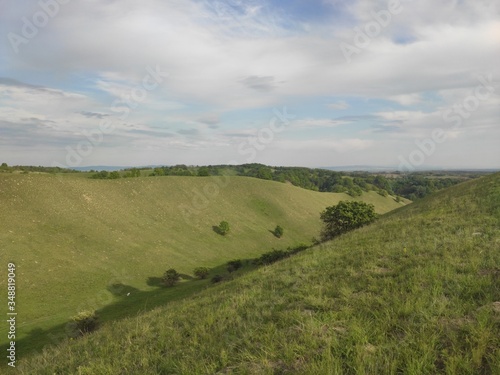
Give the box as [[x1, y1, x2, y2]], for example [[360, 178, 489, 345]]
[[320, 200, 377, 241], [91, 170, 109, 179], [69, 310, 99, 337], [193, 267, 210, 279], [377, 189, 388, 197], [347, 186, 363, 197], [257, 249, 288, 265], [90, 170, 121, 179], [255, 245, 309, 266], [163, 268, 181, 287], [273, 225, 284, 238], [217, 221, 230, 235], [227, 259, 242, 273], [197, 167, 210, 176], [211, 274, 223, 283]]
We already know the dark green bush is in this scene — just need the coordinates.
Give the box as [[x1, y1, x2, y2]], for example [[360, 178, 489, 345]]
[[193, 267, 210, 279], [69, 310, 99, 337], [218, 221, 230, 235], [211, 274, 223, 283], [257, 249, 288, 265], [227, 259, 242, 273], [273, 225, 284, 238], [163, 268, 181, 287]]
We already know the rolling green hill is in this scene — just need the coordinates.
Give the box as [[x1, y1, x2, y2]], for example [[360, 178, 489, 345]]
[[9, 172, 499, 374], [0, 173, 406, 359]]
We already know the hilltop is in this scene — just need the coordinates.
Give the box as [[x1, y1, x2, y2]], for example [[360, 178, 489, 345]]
[[0, 173, 405, 358], [11, 173, 499, 374]]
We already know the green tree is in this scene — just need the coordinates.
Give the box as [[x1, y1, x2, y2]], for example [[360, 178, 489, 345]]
[[125, 168, 141, 177], [193, 267, 210, 279], [273, 225, 284, 238], [197, 167, 210, 176], [256, 167, 273, 180], [163, 268, 180, 286], [109, 171, 120, 179], [218, 221, 230, 235], [347, 186, 363, 197], [91, 170, 109, 179], [320, 200, 377, 241]]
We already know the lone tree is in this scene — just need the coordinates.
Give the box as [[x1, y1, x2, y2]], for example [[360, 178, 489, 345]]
[[320, 200, 376, 242], [218, 221, 230, 235], [163, 268, 181, 287], [273, 225, 284, 238]]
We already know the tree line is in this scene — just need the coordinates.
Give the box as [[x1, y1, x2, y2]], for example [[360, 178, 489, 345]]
[[148, 164, 477, 200]]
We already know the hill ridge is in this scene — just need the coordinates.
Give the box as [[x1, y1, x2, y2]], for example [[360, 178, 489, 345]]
[[11, 173, 500, 374], [0, 173, 405, 360]]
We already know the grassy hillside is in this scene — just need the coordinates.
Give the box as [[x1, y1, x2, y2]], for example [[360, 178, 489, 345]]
[[0, 173, 405, 358], [11, 174, 500, 375], [10, 173, 499, 374]]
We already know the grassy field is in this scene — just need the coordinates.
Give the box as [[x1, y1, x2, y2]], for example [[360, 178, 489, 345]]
[[0, 173, 405, 358], [7, 172, 499, 374]]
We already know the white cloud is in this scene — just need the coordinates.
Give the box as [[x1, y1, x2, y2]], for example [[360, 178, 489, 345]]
[[388, 94, 421, 106], [328, 100, 350, 110], [1, 0, 499, 168]]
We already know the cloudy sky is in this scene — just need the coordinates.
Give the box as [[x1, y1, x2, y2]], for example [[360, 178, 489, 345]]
[[0, 0, 499, 169]]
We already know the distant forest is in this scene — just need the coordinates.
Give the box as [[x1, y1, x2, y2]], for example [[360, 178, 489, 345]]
[[0, 162, 487, 201], [0, 163, 77, 174], [146, 164, 484, 201]]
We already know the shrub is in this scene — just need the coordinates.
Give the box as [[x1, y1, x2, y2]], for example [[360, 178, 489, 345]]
[[320, 200, 377, 241], [69, 310, 99, 337], [91, 170, 109, 179], [227, 259, 242, 273], [377, 189, 388, 197], [218, 221, 230, 235], [211, 274, 223, 283], [288, 244, 309, 254], [193, 267, 210, 279], [273, 225, 284, 238], [347, 186, 363, 197], [197, 167, 210, 176], [254, 245, 309, 266], [163, 268, 181, 287], [257, 249, 288, 265]]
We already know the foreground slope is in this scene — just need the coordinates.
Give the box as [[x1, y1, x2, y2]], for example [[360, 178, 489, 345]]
[[15, 173, 499, 374], [0, 173, 404, 355]]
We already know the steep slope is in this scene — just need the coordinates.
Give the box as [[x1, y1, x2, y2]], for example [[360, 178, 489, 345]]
[[12, 173, 499, 374], [0, 173, 405, 356]]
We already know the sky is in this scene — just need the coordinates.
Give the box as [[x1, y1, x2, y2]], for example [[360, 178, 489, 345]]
[[0, 0, 499, 170]]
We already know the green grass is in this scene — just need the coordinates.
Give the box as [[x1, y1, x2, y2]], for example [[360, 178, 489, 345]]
[[8, 173, 499, 374], [0, 173, 404, 358]]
